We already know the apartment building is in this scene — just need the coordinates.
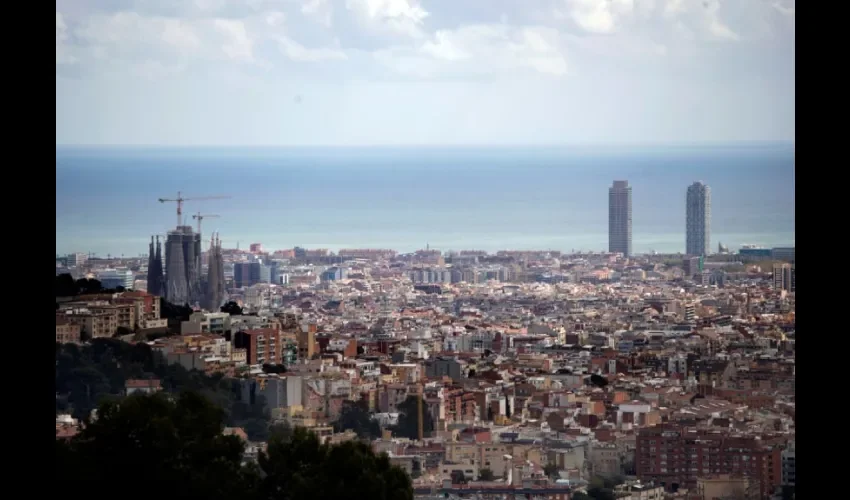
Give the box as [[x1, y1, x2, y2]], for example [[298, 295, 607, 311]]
[[234, 328, 282, 365], [89, 303, 136, 331], [60, 310, 117, 339], [636, 426, 781, 498], [56, 318, 81, 343]]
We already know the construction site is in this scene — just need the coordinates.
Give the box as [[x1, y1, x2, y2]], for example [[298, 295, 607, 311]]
[[147, 192, 229, 309]]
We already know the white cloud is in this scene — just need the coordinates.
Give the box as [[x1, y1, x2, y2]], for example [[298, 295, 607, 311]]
[[346, 0, 429, 38], [265, 11, 285, 27], [703, 0, 739, 41], [214, 19, 255, 62], [557, 0, 635, 35], [57, 12, 77, 65], [377, 24, 568, 77], [276, 36, 347, 62], [773, 2, 795, 18], [302, 0, 333, 28]]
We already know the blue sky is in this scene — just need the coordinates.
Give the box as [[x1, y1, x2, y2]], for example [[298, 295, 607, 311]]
[[56, 0, 795, 146]]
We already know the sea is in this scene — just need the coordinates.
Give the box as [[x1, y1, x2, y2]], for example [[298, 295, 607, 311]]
[[55, 143, 795, 258]]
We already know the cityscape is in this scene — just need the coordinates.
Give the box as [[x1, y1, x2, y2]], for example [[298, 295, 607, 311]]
[[56, 1, 795, 499], [56, 179, 795, 499]]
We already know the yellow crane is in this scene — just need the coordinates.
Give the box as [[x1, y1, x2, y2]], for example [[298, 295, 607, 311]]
[[158, 192, 230, 228]]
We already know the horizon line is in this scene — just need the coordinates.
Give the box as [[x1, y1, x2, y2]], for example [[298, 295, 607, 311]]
[[56, 140, 795, 150]]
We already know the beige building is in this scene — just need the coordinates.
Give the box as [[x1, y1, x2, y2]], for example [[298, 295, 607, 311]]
[[626, 483, 665, 500], [444, 442, 513, 478], [56, 319, 81, 343], [589, 442, 622, 478], [90, 303, 136, 331], [696, 475, 754, 500], [61, 311, 117, 339]]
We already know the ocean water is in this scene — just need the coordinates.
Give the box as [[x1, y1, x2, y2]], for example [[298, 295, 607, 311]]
[[55, 144, 795, 257]]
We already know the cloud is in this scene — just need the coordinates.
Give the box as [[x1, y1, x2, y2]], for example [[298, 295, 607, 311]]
[[559, 0, 635, 35], [57, 12, 77, 65], [346, 0, 429, 38], [773, 2, 795, 19], [376, 24, 567, 77], [702, 0, 739, 41], [276, 36, 347, 62], [302, 0, 333, 28], [214, 19, 254, 62]]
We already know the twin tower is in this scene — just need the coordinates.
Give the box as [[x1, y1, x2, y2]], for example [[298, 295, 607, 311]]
[[146, 226, 226, 311], [608, 180, 711, 257]]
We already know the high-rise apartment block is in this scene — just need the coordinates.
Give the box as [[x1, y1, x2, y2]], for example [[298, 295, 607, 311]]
[[636, 425, 782, 499], [686, 182, 711, 256], [773, 263, 795, 292], [609, 180, 632, 256]]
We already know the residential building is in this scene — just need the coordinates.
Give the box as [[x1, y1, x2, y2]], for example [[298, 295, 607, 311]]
[[781, 441, 795, 487], [773, 264, 794, 292], [56, 318, 81, 343], [234, 328, 282, 365], [635, 426, 781, 498]]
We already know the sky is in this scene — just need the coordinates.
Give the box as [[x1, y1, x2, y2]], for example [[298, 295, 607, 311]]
[[55, 0, 795, 146]]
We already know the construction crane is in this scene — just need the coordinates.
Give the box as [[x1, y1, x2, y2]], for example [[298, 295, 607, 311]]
[[158, 192, 230, 228], [192, 213, 220, 235]]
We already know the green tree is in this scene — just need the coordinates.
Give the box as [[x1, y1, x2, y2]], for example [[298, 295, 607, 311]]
[[221, 301, 244, 315], [56, 273, 78, 297], [56, 391, 257, 498], [543, 462, 559, 479], [478, 468, 495, 481], [393, 396, 434, 440], [334, 400, 381, 439], [258, 426, 412, 500]]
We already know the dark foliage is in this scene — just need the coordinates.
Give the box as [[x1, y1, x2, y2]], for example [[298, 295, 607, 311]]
[[57, 391, 413, 500], [478, 468, 495, 481], [55, 339, 270, 440], [333, 400, 381, 439], [221, 301, 244, 315], [261, 363, 287, 374], [392, 396, 434, 440], [160, 297, 193, 322], [55, 273, 127, 296], [589, 374, 609, 388]]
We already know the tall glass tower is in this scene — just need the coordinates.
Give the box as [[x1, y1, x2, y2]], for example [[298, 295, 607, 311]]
[[686, 181, 711, 256], [608, 180, 632, 257]]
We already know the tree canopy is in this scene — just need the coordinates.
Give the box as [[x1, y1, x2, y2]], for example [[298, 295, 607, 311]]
[[392, 395, 434, 440], [221, 301, 244, 315], [333, 399, 382, 439], [55, 273, 126, 297], [56, 339, 270, 440], [57, 391, 413, 500]]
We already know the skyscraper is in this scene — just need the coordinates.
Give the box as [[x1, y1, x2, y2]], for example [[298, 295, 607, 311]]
[[608, 180, 632, 256], [686, 181, 711, 256]]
